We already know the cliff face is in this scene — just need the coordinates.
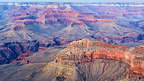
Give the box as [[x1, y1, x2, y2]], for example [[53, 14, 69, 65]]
[[0, 40, 40, 64], [0, 38, 71, 65], [1, 39, 144, 81], [1, 3, 144, 81], [1, 4, 144, 46], [52, 39, 144, 80]]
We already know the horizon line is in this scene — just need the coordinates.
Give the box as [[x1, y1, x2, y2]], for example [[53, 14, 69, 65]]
[[0, 0, 144, 3]]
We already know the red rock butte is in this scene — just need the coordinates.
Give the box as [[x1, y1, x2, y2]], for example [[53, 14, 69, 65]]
[[54, 38, 144, 79]]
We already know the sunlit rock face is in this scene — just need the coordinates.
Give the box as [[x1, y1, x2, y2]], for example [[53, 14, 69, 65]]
[[0, 39, 144, 81], [51, 39, 144, 80], [1, 3, 144, 81]]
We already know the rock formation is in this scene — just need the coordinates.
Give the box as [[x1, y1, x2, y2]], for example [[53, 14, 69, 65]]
[[0, 38, 71, 65], [1, 4, 144, 46], [52, 38, 144, 80]]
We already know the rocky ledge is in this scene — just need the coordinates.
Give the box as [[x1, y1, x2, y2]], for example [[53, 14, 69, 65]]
[[53, 38, 144, 80]]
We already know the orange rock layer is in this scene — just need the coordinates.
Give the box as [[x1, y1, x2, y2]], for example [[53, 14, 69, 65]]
[[54, 39, 144, 79]]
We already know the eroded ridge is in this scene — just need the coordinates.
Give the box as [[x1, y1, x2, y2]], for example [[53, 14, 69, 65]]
[[54, 38, 144, 79]]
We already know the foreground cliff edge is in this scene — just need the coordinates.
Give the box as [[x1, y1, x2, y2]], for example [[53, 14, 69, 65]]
[[1, 38, 144, 81], [44, 38, 144, 81]]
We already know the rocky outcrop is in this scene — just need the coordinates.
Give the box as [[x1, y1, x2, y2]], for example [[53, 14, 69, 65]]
[[53, 39, 144, 80]]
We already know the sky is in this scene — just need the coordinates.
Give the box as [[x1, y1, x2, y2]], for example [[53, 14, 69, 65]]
[[0, 0, 144, 3]]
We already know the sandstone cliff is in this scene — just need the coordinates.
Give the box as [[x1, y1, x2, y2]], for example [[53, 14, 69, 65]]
[[49, 38, 144, 80]]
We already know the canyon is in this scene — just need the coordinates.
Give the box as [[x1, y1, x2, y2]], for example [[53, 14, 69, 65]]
[[0, 3, 144, 46], [0, 2, 144, 81]]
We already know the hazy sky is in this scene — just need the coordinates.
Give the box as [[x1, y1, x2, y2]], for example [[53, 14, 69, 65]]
[[0, 0, 144, 2]]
